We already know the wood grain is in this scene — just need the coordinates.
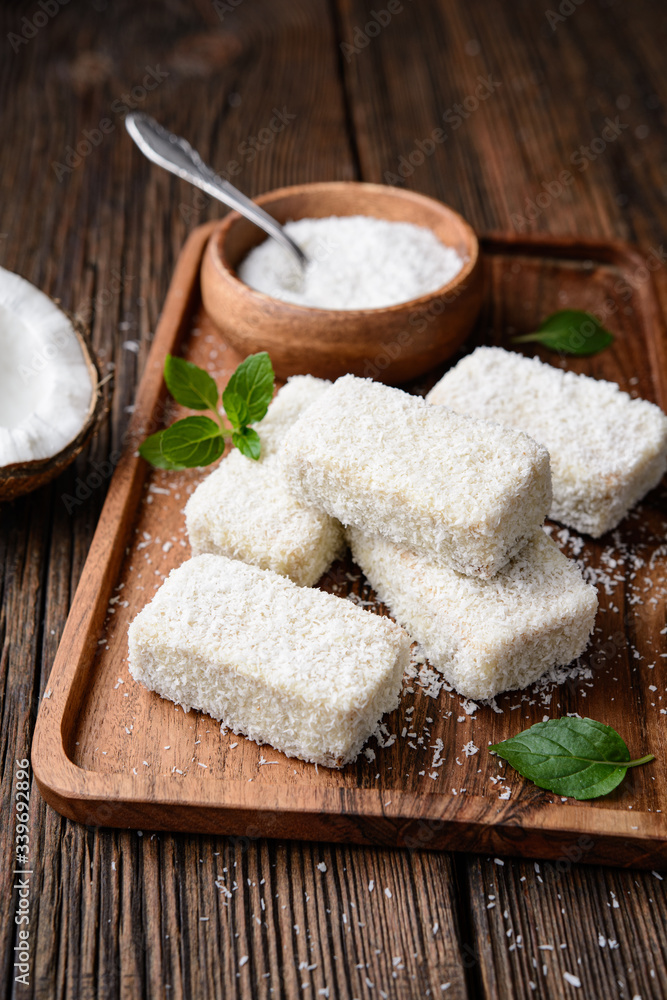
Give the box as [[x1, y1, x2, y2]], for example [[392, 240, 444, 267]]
[[467, 856, 667, 999], [31, 225, 667, 869], [2, 0, 667, 996]]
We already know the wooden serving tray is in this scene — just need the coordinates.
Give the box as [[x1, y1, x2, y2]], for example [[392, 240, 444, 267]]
[[33, 222, 667, 868]]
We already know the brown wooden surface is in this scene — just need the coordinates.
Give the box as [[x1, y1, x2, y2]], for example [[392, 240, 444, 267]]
[[32, 224, 667, 870], [2, 0, 667, 997]]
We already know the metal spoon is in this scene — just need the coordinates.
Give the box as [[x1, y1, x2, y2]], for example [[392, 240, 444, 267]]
[[125, 112, 308, 273]]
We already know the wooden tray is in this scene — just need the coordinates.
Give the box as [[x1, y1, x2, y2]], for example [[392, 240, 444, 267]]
[[32, 222, 667, 868]]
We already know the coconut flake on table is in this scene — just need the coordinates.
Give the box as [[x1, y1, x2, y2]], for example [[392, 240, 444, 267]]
[[236, 215, 465, 310], [0, 266, 94, 467]]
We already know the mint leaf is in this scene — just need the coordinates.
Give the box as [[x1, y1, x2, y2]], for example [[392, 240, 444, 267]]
[[164, 354, 219, 411], [490, 718, 654, 800], [222, 390, 249, 431], [138, 429, 179, 469], [223, 352, 274, 426], [160, 416, 225, 468], [140, 352, 274, 471], [232, 426, 261, 461], [512, 310, 614, 356]]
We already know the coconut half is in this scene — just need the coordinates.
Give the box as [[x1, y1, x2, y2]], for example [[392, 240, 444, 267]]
[[0, 266, 102, 501]]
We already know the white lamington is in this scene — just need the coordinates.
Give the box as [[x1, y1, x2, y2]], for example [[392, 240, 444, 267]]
[[185, 376, 345, 587], [128, 554, 410, 768], [427, 346, 667, 537], [280, 374, 552, 579], [348, 526, 598, 702]]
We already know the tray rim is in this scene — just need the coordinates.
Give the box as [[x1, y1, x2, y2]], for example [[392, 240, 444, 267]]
[[31, 222, 667, 869]]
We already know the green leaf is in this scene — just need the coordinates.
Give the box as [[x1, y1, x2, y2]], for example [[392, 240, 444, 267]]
[[164, 354, 220, 411], [138, 430, 181, 470], [222, 352, 275, 428], [232, 426, 261, 461], [222, 389, 249, 430], [139, 352, 274, 471], [490, 717, 654, 800], [160, 416, 225, 468], [512, 310, 614, 356]]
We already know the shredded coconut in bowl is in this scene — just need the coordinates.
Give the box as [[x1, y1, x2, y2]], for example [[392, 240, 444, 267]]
[[236, 215, 465, 310]]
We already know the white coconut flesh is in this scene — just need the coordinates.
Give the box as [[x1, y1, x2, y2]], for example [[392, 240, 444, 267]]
[[0, 266, 94, 468]]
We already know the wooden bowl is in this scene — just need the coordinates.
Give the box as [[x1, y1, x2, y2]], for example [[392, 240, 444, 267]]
[[200, 181, 482, 384]]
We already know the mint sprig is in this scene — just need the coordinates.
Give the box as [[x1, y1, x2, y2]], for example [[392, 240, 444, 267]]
[[160, 416, 226, 468], [223, 351, 274, 424], [490, 717, 654, 800], [232, 426, 261, 460], [139, 352, 275, 469], [164, 355, 219, 411], [512, 309, 614, 356], [139, 428, 172, 469]]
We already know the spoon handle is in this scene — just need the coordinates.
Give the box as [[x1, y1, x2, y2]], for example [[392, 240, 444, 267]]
[[125, 112, 308, 271]]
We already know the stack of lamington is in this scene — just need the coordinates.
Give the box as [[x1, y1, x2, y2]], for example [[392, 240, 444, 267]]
[[185, 354, 667, 702], [129, 352, 667, 765], [278, 371, 599, 704]]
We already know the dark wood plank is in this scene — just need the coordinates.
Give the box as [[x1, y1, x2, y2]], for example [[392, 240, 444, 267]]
[[335, 0, 667, 250], [332, 0, 667, 991], [0, 1, 470, 998], [27, 831, 471, 1000], [468, 857, 667, 999], [0, 491, 51, 997]]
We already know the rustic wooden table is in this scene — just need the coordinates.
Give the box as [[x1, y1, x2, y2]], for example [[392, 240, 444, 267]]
[[2, 0, 667, 997]]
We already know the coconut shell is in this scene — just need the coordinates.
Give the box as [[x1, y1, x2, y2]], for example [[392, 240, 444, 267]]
[[0, 313, 106, 502]]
